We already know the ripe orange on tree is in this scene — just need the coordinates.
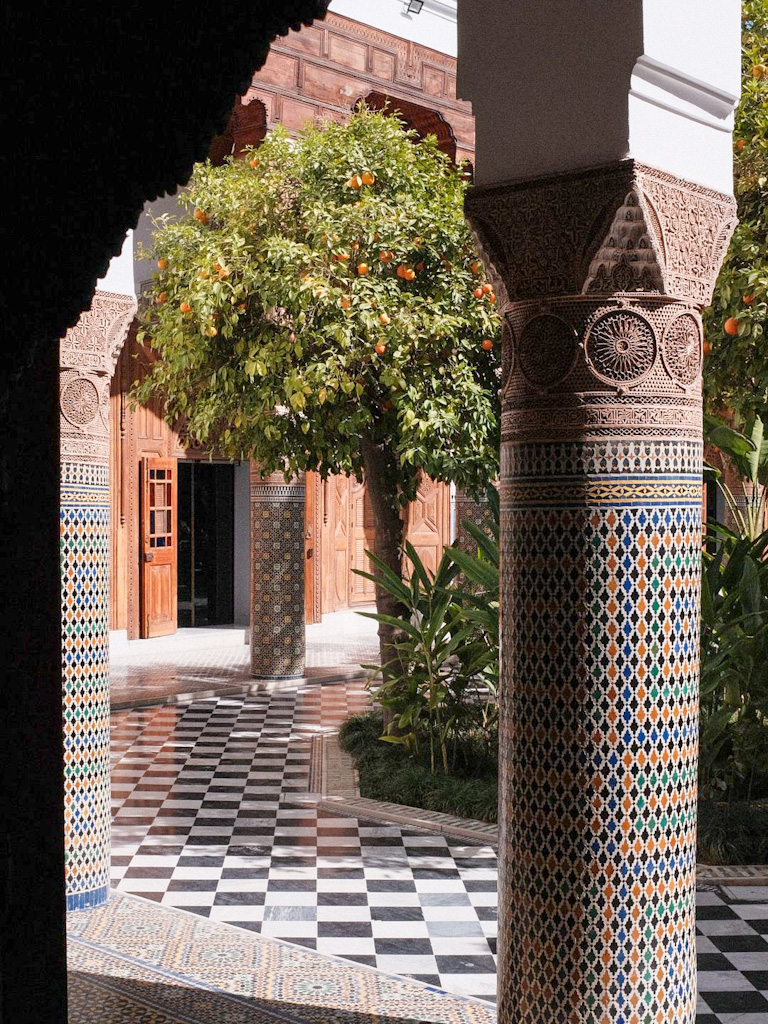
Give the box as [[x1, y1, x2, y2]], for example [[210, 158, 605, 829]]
[[156, 291, 167, 304], [340, 296, 351, 309], [249, 157, 260, 168], [482, 283, 493, 295], [481, 338, 494, 351], [743, 294, 755, 304], [703, 341, 713, 356], [347, 174, 363, 189], [205, 326, 218, 337], [473, 287, 484, 299], [375, 341, 387, 355], [157, 258, 168, 270], [724, 317, 740, 336], [379, 312, 391, 325], [357, 262, 370, 275], [180, 301, 192, 313], [361, 171, 375, 186], [193, 208, 209, 224]]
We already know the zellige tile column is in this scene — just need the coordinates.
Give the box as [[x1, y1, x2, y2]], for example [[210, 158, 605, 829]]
[[250, 467, 306, 678], [467, 162, 736, 1024], [60, 290, 135, 910]]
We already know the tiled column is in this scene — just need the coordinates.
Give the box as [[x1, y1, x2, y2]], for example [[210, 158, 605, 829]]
[[60, 290, 136, 910], [250, 467, 305, 678], [454, 486, 494, 551], [467, 163, 736, 1024]]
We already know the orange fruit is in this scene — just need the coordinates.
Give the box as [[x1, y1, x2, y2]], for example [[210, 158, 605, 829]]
[[481, 338, 494, 351], [218, 268, 230, 279], [703, 341, 712, 356], [341, 297, 351, 309], [379, 251, 391, 263], [249, 157, 260, 168], [348, 175, 363, 189], [375, 342, 387, 355], [193, 208, 208, 223], [335, 251, 349, 262], [403, 268, 416, 281], [743, 294, 755, 304], [180, 301, 191, 313], [724, 317, 740, 336], [156, 291, 167, 304], [482, 283, 493, 294], [379, 313, 391, 325], [471, 260, 481, 275], [416, 261, 425, 273], [736, 139, 747, 151], [753, 64, 767, 78], [487, 293, 497, 304], [361, 171, 375, 186], [205, 326, 218, 337], [157, 258, 168, 270], [357, 263, 370, 276], [198, 270, 208, 279], [473, 287, 484, 299]]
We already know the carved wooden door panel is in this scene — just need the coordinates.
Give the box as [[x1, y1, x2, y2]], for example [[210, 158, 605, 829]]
[[405, 476, 451, 577], [349, 478, 376, 605], [140, 457, 178, 637], [331, 475, 350, 612]]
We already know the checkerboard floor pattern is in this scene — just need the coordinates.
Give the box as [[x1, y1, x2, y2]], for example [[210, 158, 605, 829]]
[[111, 682, 768, 1018]]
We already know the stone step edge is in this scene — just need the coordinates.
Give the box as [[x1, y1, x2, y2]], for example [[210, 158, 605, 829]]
[[318, 735, 768, 875]]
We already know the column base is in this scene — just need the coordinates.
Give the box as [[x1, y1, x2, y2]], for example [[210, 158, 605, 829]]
[[66, 884, 110, 912]]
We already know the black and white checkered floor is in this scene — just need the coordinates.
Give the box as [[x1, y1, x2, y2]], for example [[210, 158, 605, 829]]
[[111, 683, 768, 1018]]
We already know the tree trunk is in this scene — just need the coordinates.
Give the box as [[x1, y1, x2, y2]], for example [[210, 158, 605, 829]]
[[360, 438, 407, 678]]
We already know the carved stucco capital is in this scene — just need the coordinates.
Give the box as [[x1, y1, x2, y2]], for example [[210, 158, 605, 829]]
[[465, 161, 737, 447], [465, 160, 737, 309], [59, 289, 137, 377], [59, 290, 136, 467]]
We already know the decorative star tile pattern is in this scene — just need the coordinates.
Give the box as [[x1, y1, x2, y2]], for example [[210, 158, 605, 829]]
[[62, 463, 112, 909], [498, 451, 701, 1023]]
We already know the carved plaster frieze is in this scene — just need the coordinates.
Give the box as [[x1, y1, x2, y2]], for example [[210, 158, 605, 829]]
[[60, 290, 137, 376], [465, 160, 736, 307]]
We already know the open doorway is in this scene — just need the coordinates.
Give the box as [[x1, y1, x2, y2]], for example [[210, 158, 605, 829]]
[[177, 462, 234, 627]]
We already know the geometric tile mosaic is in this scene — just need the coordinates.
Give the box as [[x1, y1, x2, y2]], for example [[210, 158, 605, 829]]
[[499, 491, 701, 1023], [62, 470, 111, 909]]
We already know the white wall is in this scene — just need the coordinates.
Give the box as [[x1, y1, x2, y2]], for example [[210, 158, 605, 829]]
[[96, 229, 135, 296], [458, 0, 740, 193], [329, 0, 457, 56]]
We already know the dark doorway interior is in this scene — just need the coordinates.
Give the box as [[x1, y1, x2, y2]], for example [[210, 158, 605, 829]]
[[178, 462, 234, 626]]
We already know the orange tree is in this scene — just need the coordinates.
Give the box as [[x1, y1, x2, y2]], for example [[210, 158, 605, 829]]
[[705, 0, 768, 423], [135, 106, 500, 664]]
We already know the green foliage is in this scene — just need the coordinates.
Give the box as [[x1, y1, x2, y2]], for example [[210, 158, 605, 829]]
[[338, 711, 498, 823], [704, 1, 768, 423], [698, 799, 768, 864], [705, 412, 768, 538], [134, 106, 500, 502], [354, 494, 500, 774], [700, 520, 768, 802]]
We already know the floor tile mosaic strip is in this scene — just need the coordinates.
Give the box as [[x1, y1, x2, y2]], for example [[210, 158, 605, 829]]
[[68, 893, 498, 1024]]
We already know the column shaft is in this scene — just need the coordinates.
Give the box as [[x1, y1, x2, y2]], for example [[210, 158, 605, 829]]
[[250, 467, 306, 678], [60, 291, 135, 910], [467, 162, 736, 1024]]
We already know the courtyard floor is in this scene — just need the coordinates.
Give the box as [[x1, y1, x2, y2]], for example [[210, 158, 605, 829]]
[[95, 614, 768, 1022]]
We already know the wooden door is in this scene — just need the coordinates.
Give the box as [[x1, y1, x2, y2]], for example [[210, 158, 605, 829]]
[[349, 478, 376, 605], [406, 476, 452, 577], [140, 457, 178, 637], [304, 471, 319, 625]]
